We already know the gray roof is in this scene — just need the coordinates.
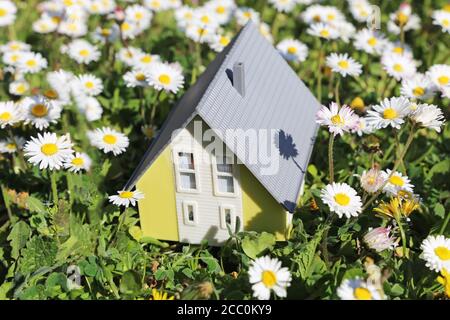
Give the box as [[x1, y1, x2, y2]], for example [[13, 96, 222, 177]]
[[124, 22, 320, 212]]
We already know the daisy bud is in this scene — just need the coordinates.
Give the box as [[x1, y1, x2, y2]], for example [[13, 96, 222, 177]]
[[364, 227, 398, 252]]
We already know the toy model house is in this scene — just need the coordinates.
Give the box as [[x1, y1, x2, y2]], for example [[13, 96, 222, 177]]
[[124, 22, 320, 245]]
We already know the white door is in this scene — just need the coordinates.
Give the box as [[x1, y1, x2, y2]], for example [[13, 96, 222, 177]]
[[171, 125, 243, 245]]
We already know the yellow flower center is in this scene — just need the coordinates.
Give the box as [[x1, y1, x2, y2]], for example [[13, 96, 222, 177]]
[[11, 54, 19, 62], [52, 16, 61, 24], [85, 81, 94, 89], [338, 60, 349, 69], [393, 63, 404, 72], [334, 193, 350, 206], [393, 46, 404, 54], [438, 76, 449, 85], [397, 12, 409, 26], [350, 97, 364, 110], [261, 270, 277, 288], [367, 177, 376, 185], [319, 29, 330, 37], [140, 55, 152, 63], [10, 43, 20, 50], [26, 59, 37, 67], [367, 37, 377, 46], [313, 15, 321, 22], [412, 87, 425, 97], [63, 0, 74, 6], [0, 8, 7, 17], [354, 287, 372, 300], [119, 191, 134, 199], [71, 157, 84, 166], [31, 104, 48, 117], [383, 108, 398, 120], [16, 84, 27, 94], [44, 89, 58, 99], [79, 49, 89, 57], [389, 175, 404, 186], [443, 19, 450, 27], [159, 74, 171, 85], [201, 15, 210, 24], [103, 134, 117, 145], [151, 0, 161, 8], [0, 112, 12, 121], [327, 13, 336, 21], [6, 143, 16, 150], [216, 6, 225, 14], [101, 28, 111, 36], [121, 22, 131, 31], [41, 143, 58, 156], [219, 36, 230, 46], [444, 4, 450, 12], [243, 12, 251, 18], [331, 114, 344, 125], [135, 12, 143, 20], [435, 247, 450, 261], [135, 73, 146, 81], [287, 46, 297, 54]]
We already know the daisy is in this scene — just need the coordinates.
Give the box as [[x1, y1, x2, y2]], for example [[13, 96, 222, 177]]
[[320, 182, 362, 218], [348, 0, 373, 23], [18, 52, 48, 74], [382, 169, 414, 196], [351, 117, 375, 136], [209, 34, 232, 52], [307, 23, 339, 40], [124, 4, 153, 29], [432, 10, 450, 34], [143, 0, 171, 12], [147, 62, 184, 94], [58, 20, 88, 38], [32, 16, 58, 34], [0, 0, 16, 27], [316, 102, 358, 136], [47, 69, 75, 103], [365, 96, 411, 129], [0, 101, 22, 128], [119, 20, 141, 40], [73, 74, 103, 96], [174, 6, 195, 28], [235, 7, 260, 26], [400, 74, 436, 100], [364, 227, 397, 253], [259, 22, 273, 43], [411, 104, 445, 132], [384, 41, 414, 59], [353, 28, 386, 55], [276, 39, 308, 62], [108, 189, 144, 207], [334, 20, 356, 43], [131, 51, 161, 71], [326, 53, 362, 77], [22, 95, 62, 130], [74, 96, 103, 122], [66, 39, 101, 65], [192, 8, 220, 30], [0, 40, 30, 53], [0, 136, 25, 154], [420, 235, 450, 273], [360, 168, 385, 193], [64, 152, 92, 172], [248, 256, 291, 300], [426, 64, 450, 90], [337, 278, 382, 300], [89, 127, 129, 155], [300, 4, 327, 24], [92, 25, 120, 43], [204, 0, 235, 25], [387, 4, 421, 35], [381, 53, 417, 81], [185, 24, 215, 43], [123, 69, 149, 88], [116, 47, 143, 66], [268, 0, 297, 13], [24, 132, 74, 170]]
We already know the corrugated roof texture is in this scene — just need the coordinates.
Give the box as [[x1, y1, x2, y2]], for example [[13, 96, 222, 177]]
[[197, 22, 320, 212]]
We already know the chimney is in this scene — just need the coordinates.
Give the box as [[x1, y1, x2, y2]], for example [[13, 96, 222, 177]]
[[233, 62, 245, 97]]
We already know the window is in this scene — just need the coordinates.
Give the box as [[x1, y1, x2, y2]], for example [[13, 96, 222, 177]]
[[183, 201, 198, 226], [212, 154, 237, 196], [220, 205, 235, 230], [173, 150, 199, 193]]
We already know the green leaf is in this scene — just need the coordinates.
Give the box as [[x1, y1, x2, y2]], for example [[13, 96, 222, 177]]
[[128, 226, 143, 241], [120, 270, 142, 296], [26, 196, 46, 214], [389, 283, 405, 296], [426, 159, 450, 180], [200, 251, 221, 274], [7, 221, 31, 259], [434, 203, 445, 219], [18, 236, 58, 274], [294, 228, 325, 280], [241, 232, 276, 259], [0, 282, 13, 300]]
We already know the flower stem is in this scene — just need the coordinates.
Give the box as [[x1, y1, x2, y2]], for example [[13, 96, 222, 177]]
[[334, 77, 341, 106], [50, 170, 58, 206], [316, 42, 324, 101], [362, 123, 416, 211], [150, 90, 162, 125], [328, 134, 335, 183], [1, 184, 13, 221], [66, 172, 74, 209], [397, 218, 408, 258], [440, 211, 450, 235]]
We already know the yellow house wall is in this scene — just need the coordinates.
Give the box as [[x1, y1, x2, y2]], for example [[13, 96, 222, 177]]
[[239, 165, 288, 241], [136, 148, 179, 241]]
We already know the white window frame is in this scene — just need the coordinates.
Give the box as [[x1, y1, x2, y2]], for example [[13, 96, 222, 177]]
[[182, 201, 198, 226], [172, 148, 201, 194], [219, 205, 236, 230], [211, 153, 238, 197]]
